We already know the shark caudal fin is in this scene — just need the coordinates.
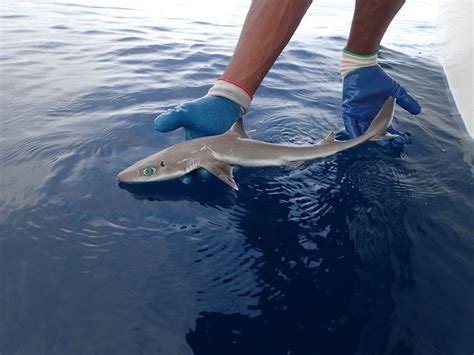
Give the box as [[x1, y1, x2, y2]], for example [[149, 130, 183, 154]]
[[365, 97, 397, 141]]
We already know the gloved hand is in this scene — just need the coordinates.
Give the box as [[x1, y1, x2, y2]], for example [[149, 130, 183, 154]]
[[341, 48, 421, 147], [154, 95, 241, 140], [154, 78, 252, 183]]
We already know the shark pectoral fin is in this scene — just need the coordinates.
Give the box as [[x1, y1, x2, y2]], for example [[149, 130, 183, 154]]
[[199, 161, 238, 190], [370, 133, 399, 141], [225, 118, 250, 139]]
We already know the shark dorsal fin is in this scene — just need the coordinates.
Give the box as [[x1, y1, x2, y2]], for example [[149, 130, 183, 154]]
[[322, 131, 336, 143], [225, 118, 249, 139]]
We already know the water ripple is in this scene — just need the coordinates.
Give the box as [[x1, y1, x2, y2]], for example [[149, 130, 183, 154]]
[[0, 1, 473, 354]]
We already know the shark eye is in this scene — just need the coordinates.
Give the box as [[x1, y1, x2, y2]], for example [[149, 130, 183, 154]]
[[160, 161, 165, 167], [142, 166, 157, 176]]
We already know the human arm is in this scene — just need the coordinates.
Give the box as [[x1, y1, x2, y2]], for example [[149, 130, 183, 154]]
[[221, 0, 312, 94], [154, 0, 312, 182], [347, 0, 405, 55], [154, 0, 312, 140]]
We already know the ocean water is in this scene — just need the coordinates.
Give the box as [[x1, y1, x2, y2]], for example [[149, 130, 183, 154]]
[[1, 1, 473, 355]]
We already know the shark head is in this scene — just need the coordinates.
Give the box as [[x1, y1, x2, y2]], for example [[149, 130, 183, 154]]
[[117, 119, 248, 188], [117, 146, 195, 184]]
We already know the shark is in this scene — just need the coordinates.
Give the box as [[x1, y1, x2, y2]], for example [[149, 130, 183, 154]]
[[117, 97, 397, 190]]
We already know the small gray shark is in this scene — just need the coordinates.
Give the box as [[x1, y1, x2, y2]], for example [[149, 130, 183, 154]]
[[117, 97, 397, 190]]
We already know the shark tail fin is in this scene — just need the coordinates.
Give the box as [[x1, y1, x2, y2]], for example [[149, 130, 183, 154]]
[[365, 97, 397, 141]]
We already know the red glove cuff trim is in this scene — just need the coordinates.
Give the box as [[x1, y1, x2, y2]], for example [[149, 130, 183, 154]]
[[217, 78, 253, 99]]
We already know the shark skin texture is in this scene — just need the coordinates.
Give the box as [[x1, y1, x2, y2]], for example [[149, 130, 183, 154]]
[[117, 97, 397, 190]]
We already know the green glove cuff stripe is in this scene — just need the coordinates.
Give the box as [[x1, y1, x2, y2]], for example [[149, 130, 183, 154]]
[[342, 48, 379, 59]]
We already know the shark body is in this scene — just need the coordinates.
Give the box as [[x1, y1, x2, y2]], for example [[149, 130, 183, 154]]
[[117, 97, 396, 190]]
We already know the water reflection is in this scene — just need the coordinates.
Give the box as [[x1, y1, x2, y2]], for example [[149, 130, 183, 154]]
[[120, 145, 414, 355], [1, 1, 473, 354]]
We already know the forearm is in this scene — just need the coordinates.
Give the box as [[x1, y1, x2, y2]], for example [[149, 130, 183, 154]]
[[221, 0, 312, 94], [346, 0, 405, 54]]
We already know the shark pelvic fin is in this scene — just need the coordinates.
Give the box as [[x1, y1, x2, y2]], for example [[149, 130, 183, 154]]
[[370, 132, 398, 141], [322, 131, 336, 143], [225, 118, 249, 139], [199, 161, 238, 190]]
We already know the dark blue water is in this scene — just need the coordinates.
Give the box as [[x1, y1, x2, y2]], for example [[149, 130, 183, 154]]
[[1, 1, 473, 354]]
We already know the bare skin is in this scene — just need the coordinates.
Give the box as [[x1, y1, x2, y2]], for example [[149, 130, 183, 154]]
[[221, 0, 406, 93], [346, 0, 406, 54], [221, 0, 312, 94]]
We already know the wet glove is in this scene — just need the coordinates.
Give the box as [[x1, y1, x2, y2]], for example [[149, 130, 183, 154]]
[[341, 48, 421, 147], [154, 78, 253, 183]]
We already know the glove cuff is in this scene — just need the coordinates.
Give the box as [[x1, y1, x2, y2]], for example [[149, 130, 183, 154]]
[[207, 78, 253, 114], [340, 48, 378, 78]]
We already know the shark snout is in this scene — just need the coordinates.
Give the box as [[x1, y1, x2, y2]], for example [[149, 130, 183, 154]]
[[116, 169, 128, 182], [116, 166, 138, 183]]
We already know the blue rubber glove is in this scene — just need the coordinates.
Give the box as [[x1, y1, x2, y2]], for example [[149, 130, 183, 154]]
[[154, 95, 242, 183], [342, 64, 421, 147]]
